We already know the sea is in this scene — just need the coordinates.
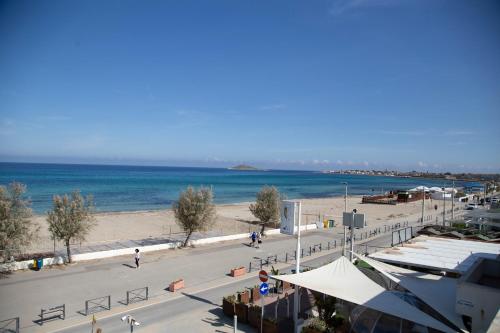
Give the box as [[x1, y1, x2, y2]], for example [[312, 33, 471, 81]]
[[0, 162, 458, 214]]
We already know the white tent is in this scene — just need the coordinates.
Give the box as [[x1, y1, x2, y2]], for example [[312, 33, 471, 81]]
[[408, 186, 430, 192], [271, 256, 455, 332], [355, 254, 465, 331]]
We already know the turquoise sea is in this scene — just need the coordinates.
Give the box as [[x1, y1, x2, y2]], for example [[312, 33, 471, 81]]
[[0, 163, 457, 214]]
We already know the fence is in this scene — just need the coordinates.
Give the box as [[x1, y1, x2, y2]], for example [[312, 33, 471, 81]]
[[85, 296, 111, 316], [126, 287, 149, 305], [0, 317, 19, 333], [39, 304, 65, 325]]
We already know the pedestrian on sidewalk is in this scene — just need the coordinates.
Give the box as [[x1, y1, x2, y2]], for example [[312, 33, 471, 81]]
[[250, 231, 257, 247], [134, 248, 140, 268], [257, 232, 262, 248]]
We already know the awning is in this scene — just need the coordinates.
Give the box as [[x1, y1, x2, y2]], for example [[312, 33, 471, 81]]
[[271, 256, 454, 332], [355, 254, 465, 331]]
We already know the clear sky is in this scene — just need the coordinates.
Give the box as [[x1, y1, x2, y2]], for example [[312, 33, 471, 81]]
[[1, 0, 499, 172]]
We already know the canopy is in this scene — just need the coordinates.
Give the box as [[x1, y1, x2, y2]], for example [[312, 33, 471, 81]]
[[355, 254, 465, 331], [271, 256, 454, 332]]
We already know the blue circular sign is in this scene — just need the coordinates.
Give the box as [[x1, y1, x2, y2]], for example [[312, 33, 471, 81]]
[[259, 282, 269, 295]]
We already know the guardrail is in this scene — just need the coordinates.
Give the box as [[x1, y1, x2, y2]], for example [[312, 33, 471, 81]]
[[39, 304, 65, 325], [0, 317, 19, 333], [126, 287, 149, 305], [85, 296, 111, 316]]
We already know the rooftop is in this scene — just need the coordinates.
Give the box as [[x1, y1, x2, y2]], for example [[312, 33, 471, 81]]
[[369, 236, 500, 274]]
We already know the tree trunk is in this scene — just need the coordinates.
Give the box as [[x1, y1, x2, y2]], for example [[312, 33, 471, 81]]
[[260, 223, 266, 236], [65, 239, 72, 263], [183, 231, 193, 247]]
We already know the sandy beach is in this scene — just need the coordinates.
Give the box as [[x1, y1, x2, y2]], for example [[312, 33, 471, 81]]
[[28, 195, 460, 253]]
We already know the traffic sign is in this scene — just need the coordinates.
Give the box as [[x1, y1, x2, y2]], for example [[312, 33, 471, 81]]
[[259, 282, 269, 295], [259, 270, 268, 282]]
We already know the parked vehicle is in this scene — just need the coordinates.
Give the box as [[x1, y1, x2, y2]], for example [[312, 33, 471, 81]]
[[466, 203, 478, 210]]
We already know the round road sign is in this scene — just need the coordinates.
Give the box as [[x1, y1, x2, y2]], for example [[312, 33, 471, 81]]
[[259, 270, 268, 282]]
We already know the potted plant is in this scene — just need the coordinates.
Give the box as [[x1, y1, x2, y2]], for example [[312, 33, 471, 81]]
[[230, 266, 246, 277], [301, 318, 327, 333], [235, 301, 249, 323], [251, 285, 260, 303], [237, 290, 250, 304], [222, 295, 236, 317], [248, 304, 261, 328]]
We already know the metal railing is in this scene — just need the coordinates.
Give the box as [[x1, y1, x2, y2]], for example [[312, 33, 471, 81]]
[[39, 304, 65, 325], [126, 287, 149, 305], [85, 296, 111, 316], [0, 317, 19, 333]]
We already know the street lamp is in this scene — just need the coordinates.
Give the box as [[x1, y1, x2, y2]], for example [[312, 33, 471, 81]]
[[121, 315, 140, 333], [349, 208, 357, 262], [341, 182, 348, 257]]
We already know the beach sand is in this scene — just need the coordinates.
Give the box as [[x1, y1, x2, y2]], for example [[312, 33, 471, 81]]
[[29, 195, 459, 253]]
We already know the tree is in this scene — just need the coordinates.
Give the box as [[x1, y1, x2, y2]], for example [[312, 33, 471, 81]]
[[173, 186, 216, 247], [249, 186, 281, 235], [0, 182, 38, 260], [47, 191, 95, 263]]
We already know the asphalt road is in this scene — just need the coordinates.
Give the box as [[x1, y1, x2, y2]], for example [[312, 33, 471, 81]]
[[55, 234, 393, 333]]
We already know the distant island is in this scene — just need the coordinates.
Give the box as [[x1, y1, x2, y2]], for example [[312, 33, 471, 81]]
[[228, 164, 260, 171]]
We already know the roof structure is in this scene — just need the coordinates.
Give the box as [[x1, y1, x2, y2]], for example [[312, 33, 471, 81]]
[[368, 236, 500, 274], [356, 254, 465, 331], [271, 256, 455, 332]]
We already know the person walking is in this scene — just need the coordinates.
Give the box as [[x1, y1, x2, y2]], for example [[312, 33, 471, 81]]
[[250, 231, 257, 247], [257, 232, 262, 248], [134, 248, 140, 268]]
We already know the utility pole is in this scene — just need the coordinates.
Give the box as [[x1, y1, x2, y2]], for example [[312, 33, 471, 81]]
[[293, 201, 302, 333], [341, 182, 348, 257]]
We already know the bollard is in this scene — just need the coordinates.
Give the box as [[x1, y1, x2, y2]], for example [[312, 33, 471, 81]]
[[319, 243, 322, 252], [334, 240, 337, 248], [234, 314, 238, 332], [285, 253, 288, 263], [294, 250, 297, 260], [309, 246, 312, 256], [249, 262, 252, 272], [260, 259, 263, 269], [301, 248, 304, 258], [327, 241, 330, 250]]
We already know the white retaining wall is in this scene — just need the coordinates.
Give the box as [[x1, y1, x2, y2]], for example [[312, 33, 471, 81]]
[[0, 224, 318, 271]]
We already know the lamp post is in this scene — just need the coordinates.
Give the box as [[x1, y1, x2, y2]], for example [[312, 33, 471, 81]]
[[341, 182, 348, 257], [350, 209, 357, 262], [451, 181, 455, 221], [421, 186, 425, 225], [293, 201, 302, 333], [442, 186, 446, 227]]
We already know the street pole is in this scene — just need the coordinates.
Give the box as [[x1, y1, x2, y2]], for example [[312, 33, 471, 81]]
[[260, 295, 264, 333], [293, 201, 302, 333], [342, 182, 348, 257], [234, 314, 238, 333], [442, 186, 446, 227], [350, 209, 355, 262], [451, 181, 455, 221], [421, 187, 425, 225]]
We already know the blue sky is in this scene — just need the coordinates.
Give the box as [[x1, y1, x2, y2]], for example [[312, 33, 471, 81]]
[[1, 0, 499, 172]]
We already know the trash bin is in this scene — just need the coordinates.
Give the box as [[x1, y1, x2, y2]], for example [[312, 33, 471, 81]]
[[323, 219, 328, 228], [33, 259, 38, 269], [329, 220, 335, 228], [37, 259, 43, 270]]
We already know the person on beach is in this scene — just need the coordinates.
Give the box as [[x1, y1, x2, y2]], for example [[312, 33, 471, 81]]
[[134, 248, 140, 268], [250, 231, 257, 247]]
